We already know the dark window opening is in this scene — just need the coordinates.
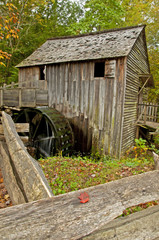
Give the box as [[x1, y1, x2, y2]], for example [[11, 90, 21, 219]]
[[94, 62, 105, 77], [40, 66, 45, 80]]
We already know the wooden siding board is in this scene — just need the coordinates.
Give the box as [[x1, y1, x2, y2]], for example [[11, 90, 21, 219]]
[[59, 64, 63, 105], [84, 80, 89, 118], [19, 67, 40, 88], [64, 64, 69, 103], [67, 63, 71, 105], [113, 58, 126, 156], [94, 79, 100, 127], [121, 32, 150, 154], [98, 79, 105, 131], [89, 80, 95, 124], [47, 66, 51, 106], [51, 65, 55, 106], [47, 58, 125, 156], [50, 65, 54, 106], [75, 64, 80, 116], [103, 78, 109, 153], [56, 65, 60, 105], [110, 60, 117, 154], [108, 83, 113, 153]]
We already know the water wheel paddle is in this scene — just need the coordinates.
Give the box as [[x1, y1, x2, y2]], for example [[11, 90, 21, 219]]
[[13, 108, 74, 158]]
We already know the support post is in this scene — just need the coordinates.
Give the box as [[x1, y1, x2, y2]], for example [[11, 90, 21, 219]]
[[0, 89, 3, 106], [19, 89, 22, 107], [136, 126, 139, 139], [144, 105, 147, 124]]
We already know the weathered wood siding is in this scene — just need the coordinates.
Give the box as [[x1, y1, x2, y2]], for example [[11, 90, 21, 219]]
[[19, 66, 40, 87], [19, 66, 48, 90], [121, 32, 150, 153], [47, 58, 125, 156]]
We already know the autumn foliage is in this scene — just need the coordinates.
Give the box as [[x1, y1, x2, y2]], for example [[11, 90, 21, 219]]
[[0, 3, 19, 66]]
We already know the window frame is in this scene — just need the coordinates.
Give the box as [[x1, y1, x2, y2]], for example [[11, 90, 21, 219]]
[[94, 61, 105, 78]]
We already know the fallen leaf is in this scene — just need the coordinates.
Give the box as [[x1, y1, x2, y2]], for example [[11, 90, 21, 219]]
[[78, 192, 89, 203], [4, 194, 9, 200], [0, 178, 3, 183]]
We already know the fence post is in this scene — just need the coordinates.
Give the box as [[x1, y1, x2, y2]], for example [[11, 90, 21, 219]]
[[144, 105, 147, 124], [11, 82, 14, 89], [0, 89, 3, 106], [19, 89, 22, 107]]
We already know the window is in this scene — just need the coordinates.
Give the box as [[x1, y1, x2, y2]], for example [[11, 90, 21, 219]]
[[94, 62, 105, 77], [40, 66, 45, 80]]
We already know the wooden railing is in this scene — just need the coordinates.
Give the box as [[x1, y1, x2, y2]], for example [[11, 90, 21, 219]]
[[137, 103, 159, 124], [0, 80, 47, 90], [0, 80, 48, 108]]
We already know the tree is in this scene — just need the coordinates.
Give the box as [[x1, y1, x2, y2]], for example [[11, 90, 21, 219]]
[[0, 0, 55, 83], [69, 0, 124, 34], [0, 0, 83, 84], [0, 2, 19, 68], [121, 0, 159, 101]]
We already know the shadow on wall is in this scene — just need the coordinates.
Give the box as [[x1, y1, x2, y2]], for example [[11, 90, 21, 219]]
[[69, 115, 93, 154]]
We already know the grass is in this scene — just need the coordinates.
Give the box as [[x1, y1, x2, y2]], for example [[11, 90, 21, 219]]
[[38, 148, 154, 196], [38, 143, 159, 216]]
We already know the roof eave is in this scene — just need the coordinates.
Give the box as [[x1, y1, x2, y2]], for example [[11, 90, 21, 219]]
[[16, 55, 129, 68]]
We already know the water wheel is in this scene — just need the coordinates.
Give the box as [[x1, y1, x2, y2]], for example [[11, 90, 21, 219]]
[[13, 107, 74, 158]]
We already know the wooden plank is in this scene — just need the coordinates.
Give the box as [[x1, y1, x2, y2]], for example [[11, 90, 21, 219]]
[[110, 60, 117, 154], [138, 120, 159, 131], [20, 136, 29, 143], [19, 88, 22, 107], [57, 64, 60, 105], [64, 63, 69, 103], [0, 89, 3, 106], [0, 123, 29, 134], [0, 171, 159, 239], [105, 60, 116, 77], [83, 205, 159, 240], [36, 90, 48, 106], [74, 63, 80, 115], [98, 79, 105, 131], [3, 89, 19, 107], [21, 89, 36, 107], [89, 79, 94, 123], [60, 64, 64, 106]]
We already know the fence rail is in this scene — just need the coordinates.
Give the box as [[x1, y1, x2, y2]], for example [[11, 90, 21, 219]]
[[0, 81, 48, 108], [138, 103, 159, 124], [0, 80, 47, 90]]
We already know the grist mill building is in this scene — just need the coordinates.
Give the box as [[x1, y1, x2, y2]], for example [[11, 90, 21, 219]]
[[16, 25, 154, 157]]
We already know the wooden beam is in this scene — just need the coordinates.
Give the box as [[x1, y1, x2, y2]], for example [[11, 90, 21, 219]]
[[144, 105, 147, 124], [0, 170, 159, 239], [135, 105, 146, 124], [136, 126, 139, 139], [20, 136, 29, 143], [0, 123, 29, 134], [0, 89, 3, 106], [138, 76, 150, 96]]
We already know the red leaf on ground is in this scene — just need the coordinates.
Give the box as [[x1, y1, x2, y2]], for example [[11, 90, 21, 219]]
[[78, 192, 89, 203]]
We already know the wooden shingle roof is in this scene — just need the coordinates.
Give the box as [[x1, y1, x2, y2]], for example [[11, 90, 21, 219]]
[[17, 25, 145, 68]]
